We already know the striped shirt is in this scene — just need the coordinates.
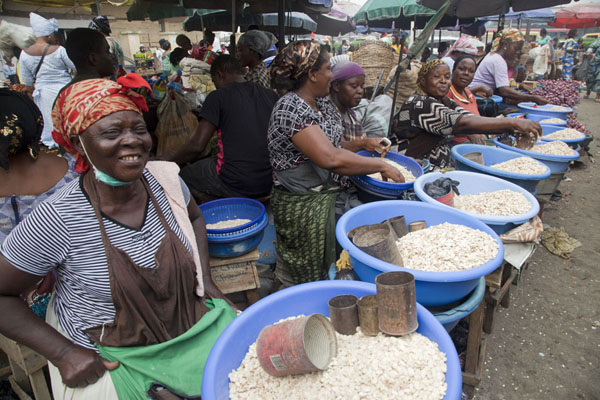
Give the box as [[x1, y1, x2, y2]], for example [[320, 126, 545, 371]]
[[1, 170, 192, 350]]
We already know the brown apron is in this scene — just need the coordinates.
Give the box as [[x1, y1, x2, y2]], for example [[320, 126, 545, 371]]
[[84, 173, 209, 347]]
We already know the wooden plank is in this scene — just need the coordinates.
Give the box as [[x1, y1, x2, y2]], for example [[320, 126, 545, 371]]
[[246, 288, 260, 305], [462, 338, 487, 387], [8, 359, 32, 395], [485, 265, 504, 289], [8, 375, 34, 400], [29, 369, 52, 400], [210, 261, 259, 295], [209, 249, 260, 267], [0, 336, 47, 375], [464, 301, 485, 375]]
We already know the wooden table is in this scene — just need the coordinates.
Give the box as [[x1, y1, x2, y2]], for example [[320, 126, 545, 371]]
[[209, 249, 261, 306]]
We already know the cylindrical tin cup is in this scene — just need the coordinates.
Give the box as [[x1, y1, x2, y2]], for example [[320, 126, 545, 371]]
[[352, 223, 403, 265], [388, 215, 409, 239], [375, 271, 418, 336], [256, 314, 338, 376], [357, 295, 379, 336], [408, 220, 427, 232], [464, 151, 484, 165], [328, 295, 359, 335]]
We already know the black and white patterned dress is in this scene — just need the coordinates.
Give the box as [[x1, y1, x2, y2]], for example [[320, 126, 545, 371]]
[[268, 91, 343, 186], [392, 94, 473, 169]]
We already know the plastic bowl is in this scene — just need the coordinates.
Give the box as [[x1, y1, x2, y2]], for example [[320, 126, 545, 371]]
[[476, 94, 503, 103], [200, 198, 265, 236], [336, 201, 504, 306], [205, 214, 268, 258], [540, 125, 587, 146], [517, 102, 572, 120], [526, 114, 567, 126], [414, 171, 540, 234], [451, 144, 550, 193], [431, 277, 486, 332], [202, 281, 462, 400], [350, 150, 423, 197], [493, 137, 579, 173], [506, 112, 525, 118]]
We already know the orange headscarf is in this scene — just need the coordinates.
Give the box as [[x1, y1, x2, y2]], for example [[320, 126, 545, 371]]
[[51, 74, 151, 173]]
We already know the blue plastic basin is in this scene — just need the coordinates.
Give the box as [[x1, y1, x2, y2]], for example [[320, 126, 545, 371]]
[[451, 144, 550, 193], [506, 112, 524, 118], [350, 150, 424, 197], [517, 102, 572, 120], [493, 137, 579, 173], [414, 171, 540, 234], [526, 114, 567, 126], [336, 201, 504, 306], [202, 281, 462, 400], [476, 94, 503, 103], [206, 214, 268, 258], [431, 277, 486, 332], [540, 125, 587, 146]]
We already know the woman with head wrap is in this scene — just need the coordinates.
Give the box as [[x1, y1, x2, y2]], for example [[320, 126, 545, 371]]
[[561, 29, 578, 81], [392, 59, 541, 169], [19, 12, 76, 149], [329, 61, 391, 151], [0, 88, 78, 318], [89, 15, 124, 69], [470, 28, 547, 105], [237, 30, 277, 88], [268, 41, 404, 287], [0, 74, 236, 399], [441, 36, 484, 71]]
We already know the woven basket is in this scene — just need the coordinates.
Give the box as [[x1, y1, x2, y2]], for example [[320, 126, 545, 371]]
[[385, 60, 423, 111], [351, 41, 396, 89]]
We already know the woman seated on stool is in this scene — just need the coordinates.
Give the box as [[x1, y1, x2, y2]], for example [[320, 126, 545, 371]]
[[392, 59, 542, 170]]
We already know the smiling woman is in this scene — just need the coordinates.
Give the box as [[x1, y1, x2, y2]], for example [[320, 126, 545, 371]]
[[391, 59, 544, 169], [0, 75, 237, 399]]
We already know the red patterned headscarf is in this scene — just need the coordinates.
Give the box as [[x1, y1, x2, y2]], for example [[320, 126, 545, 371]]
[[51, 74, 151, 173], [270, 40, 322, 82]]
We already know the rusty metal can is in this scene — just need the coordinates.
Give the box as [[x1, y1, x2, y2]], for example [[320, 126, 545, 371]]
[[375, 271, 418, 336]]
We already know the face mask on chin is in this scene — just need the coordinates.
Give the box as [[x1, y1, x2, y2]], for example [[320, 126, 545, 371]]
[[80, 139, 134, 187]]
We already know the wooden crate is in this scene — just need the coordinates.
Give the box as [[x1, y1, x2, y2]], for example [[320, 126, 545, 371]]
[[209, 249, 261, 305]]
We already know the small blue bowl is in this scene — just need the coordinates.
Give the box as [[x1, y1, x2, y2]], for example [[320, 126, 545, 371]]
[[205, 214, 268, 258], [200, 198, 265, 235], [202, 281, 462, 400], [540, 125, 586, 146], [414, 171, 540, 234], [350, 150, 423, 196], [451, 144, 550, 194], [506, 112, 525, 118], [526, 114, 567, 126], [476, 94, 503, 103], [336, 201, 504, 306], [518, 102, 572, 120], [431, 277, 486, 332], [493, 137, 579, 173]]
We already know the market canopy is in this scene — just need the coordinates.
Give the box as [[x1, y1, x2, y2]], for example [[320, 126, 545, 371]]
[[353, 0, 471, 30], [417, 0, 571, 19], [478, 7, 556, 23], [183, 9, 317, 34], [312, 5, 355, 36], [549, 4, 600, 28], [176, 0, 331, 14]]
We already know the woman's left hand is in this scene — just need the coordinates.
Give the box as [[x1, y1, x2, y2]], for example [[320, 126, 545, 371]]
[[468, 134, 487, 145], [363, 138, 391, 157]]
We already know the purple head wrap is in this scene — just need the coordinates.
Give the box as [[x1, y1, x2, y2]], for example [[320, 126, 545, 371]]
[[331, 61, 365, 83]]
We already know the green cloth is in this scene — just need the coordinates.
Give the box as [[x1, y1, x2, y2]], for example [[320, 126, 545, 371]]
[[354, 0, 435, 25], [271, 187, 338, 284], [97, 298, 236, 399]]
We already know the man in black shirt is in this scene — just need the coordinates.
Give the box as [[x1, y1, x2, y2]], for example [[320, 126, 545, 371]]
[[170, 55, 278, 202]]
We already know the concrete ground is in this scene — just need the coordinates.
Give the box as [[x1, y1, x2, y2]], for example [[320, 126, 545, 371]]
[[473, 98, 600, 400]]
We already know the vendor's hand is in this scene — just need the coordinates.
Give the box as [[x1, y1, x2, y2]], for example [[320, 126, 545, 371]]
[[468, 134, 487, 145], [53, 343, 119, 388], [513, 119, 541, 140], [380, 163, 405, 183], [473, 87, 493, 98], [531, 95, 549, 105], [363, 138, 391, 157]]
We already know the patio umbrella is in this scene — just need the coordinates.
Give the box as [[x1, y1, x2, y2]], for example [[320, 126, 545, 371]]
[[178, 0, 332, 14], [183, 9, 317, 35], [417, 0, 571, 19], [354, 0, 470, 30], [479, 7, 556, 23], [313, 5, 355, 36], [549, 4, 600, 29]]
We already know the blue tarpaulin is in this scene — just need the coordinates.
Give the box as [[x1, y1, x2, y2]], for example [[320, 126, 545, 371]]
[[478, 7, 555, 22]]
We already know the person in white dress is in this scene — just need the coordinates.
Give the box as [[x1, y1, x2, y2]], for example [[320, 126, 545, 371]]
[[19, 13, 75, 148]]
